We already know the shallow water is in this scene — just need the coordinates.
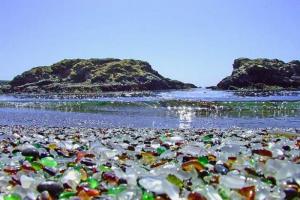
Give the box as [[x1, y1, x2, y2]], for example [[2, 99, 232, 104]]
[[0, 88, 300, 128]]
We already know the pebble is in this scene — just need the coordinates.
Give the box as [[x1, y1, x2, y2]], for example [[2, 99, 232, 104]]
[[21, 148, 40, 158], [214, 164, 229, 175], [80, 158, 96, 166], [37, 181, 64, 197], [20, 175, 35, 189], [187, 192, 207, 200], [219, 175, 246, 189]]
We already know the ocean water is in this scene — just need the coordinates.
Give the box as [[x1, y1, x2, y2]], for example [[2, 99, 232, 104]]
[[0, 88, 300, 129]]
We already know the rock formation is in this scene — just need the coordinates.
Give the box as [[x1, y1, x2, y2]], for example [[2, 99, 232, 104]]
[[7, 58, 196, 93], [217, 58, 300, 90]]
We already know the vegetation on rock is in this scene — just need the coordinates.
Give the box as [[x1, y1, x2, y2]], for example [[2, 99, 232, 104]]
[[7, 58, 196, 93], [217, 58, 300, 90]]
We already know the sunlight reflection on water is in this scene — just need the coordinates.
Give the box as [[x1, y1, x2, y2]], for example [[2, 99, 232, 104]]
[[0, 89, 300, 128], [172, 106, 195, 129]]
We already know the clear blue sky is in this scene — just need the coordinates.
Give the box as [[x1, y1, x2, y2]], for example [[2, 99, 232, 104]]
[[0, 0, 299, 86]]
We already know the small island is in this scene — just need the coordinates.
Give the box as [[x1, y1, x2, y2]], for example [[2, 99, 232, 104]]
[[217, 58, 300, 90], [5, 58, 196, 94]]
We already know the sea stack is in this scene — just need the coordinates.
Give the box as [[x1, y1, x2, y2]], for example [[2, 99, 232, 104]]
[[217, 58, 300, 90], [6, 58, 196, 93]]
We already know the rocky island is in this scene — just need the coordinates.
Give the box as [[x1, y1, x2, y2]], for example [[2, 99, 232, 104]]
[[5, 58, 196, 93], [217, 58, 300, 90]]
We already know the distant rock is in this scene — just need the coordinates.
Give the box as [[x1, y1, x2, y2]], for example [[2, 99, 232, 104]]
[[0, 80, 9, 85], [217, 58, 300, 90], [205, 86, 218, 90], [0, 80, 10, 94], [7, 58, 196, 93]]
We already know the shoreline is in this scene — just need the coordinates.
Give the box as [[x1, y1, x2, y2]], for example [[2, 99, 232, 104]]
[[0, 125, 300, 199], [2, 87, 300, 99], [1, 124, 300, 133]]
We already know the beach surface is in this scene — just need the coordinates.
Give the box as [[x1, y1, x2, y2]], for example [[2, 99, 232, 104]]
[[0, 125, 300, 199]]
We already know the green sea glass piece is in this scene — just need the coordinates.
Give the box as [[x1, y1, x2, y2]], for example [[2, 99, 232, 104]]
[[99, 165, 112, 172], [25, 156, 34, 162], [142, 191, 155, 200], [59, 191, 76, 199], [198, 156, 209, 166], [31, 161, 43, 171], [40, 157, 58, 167], [4, 194, 22, 200], [107, 185, 126, 196], [156, 147, 166, 154], [166, 174, 183, 188], [87, 177, 99, 189], [202, 134, 213, 142]]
